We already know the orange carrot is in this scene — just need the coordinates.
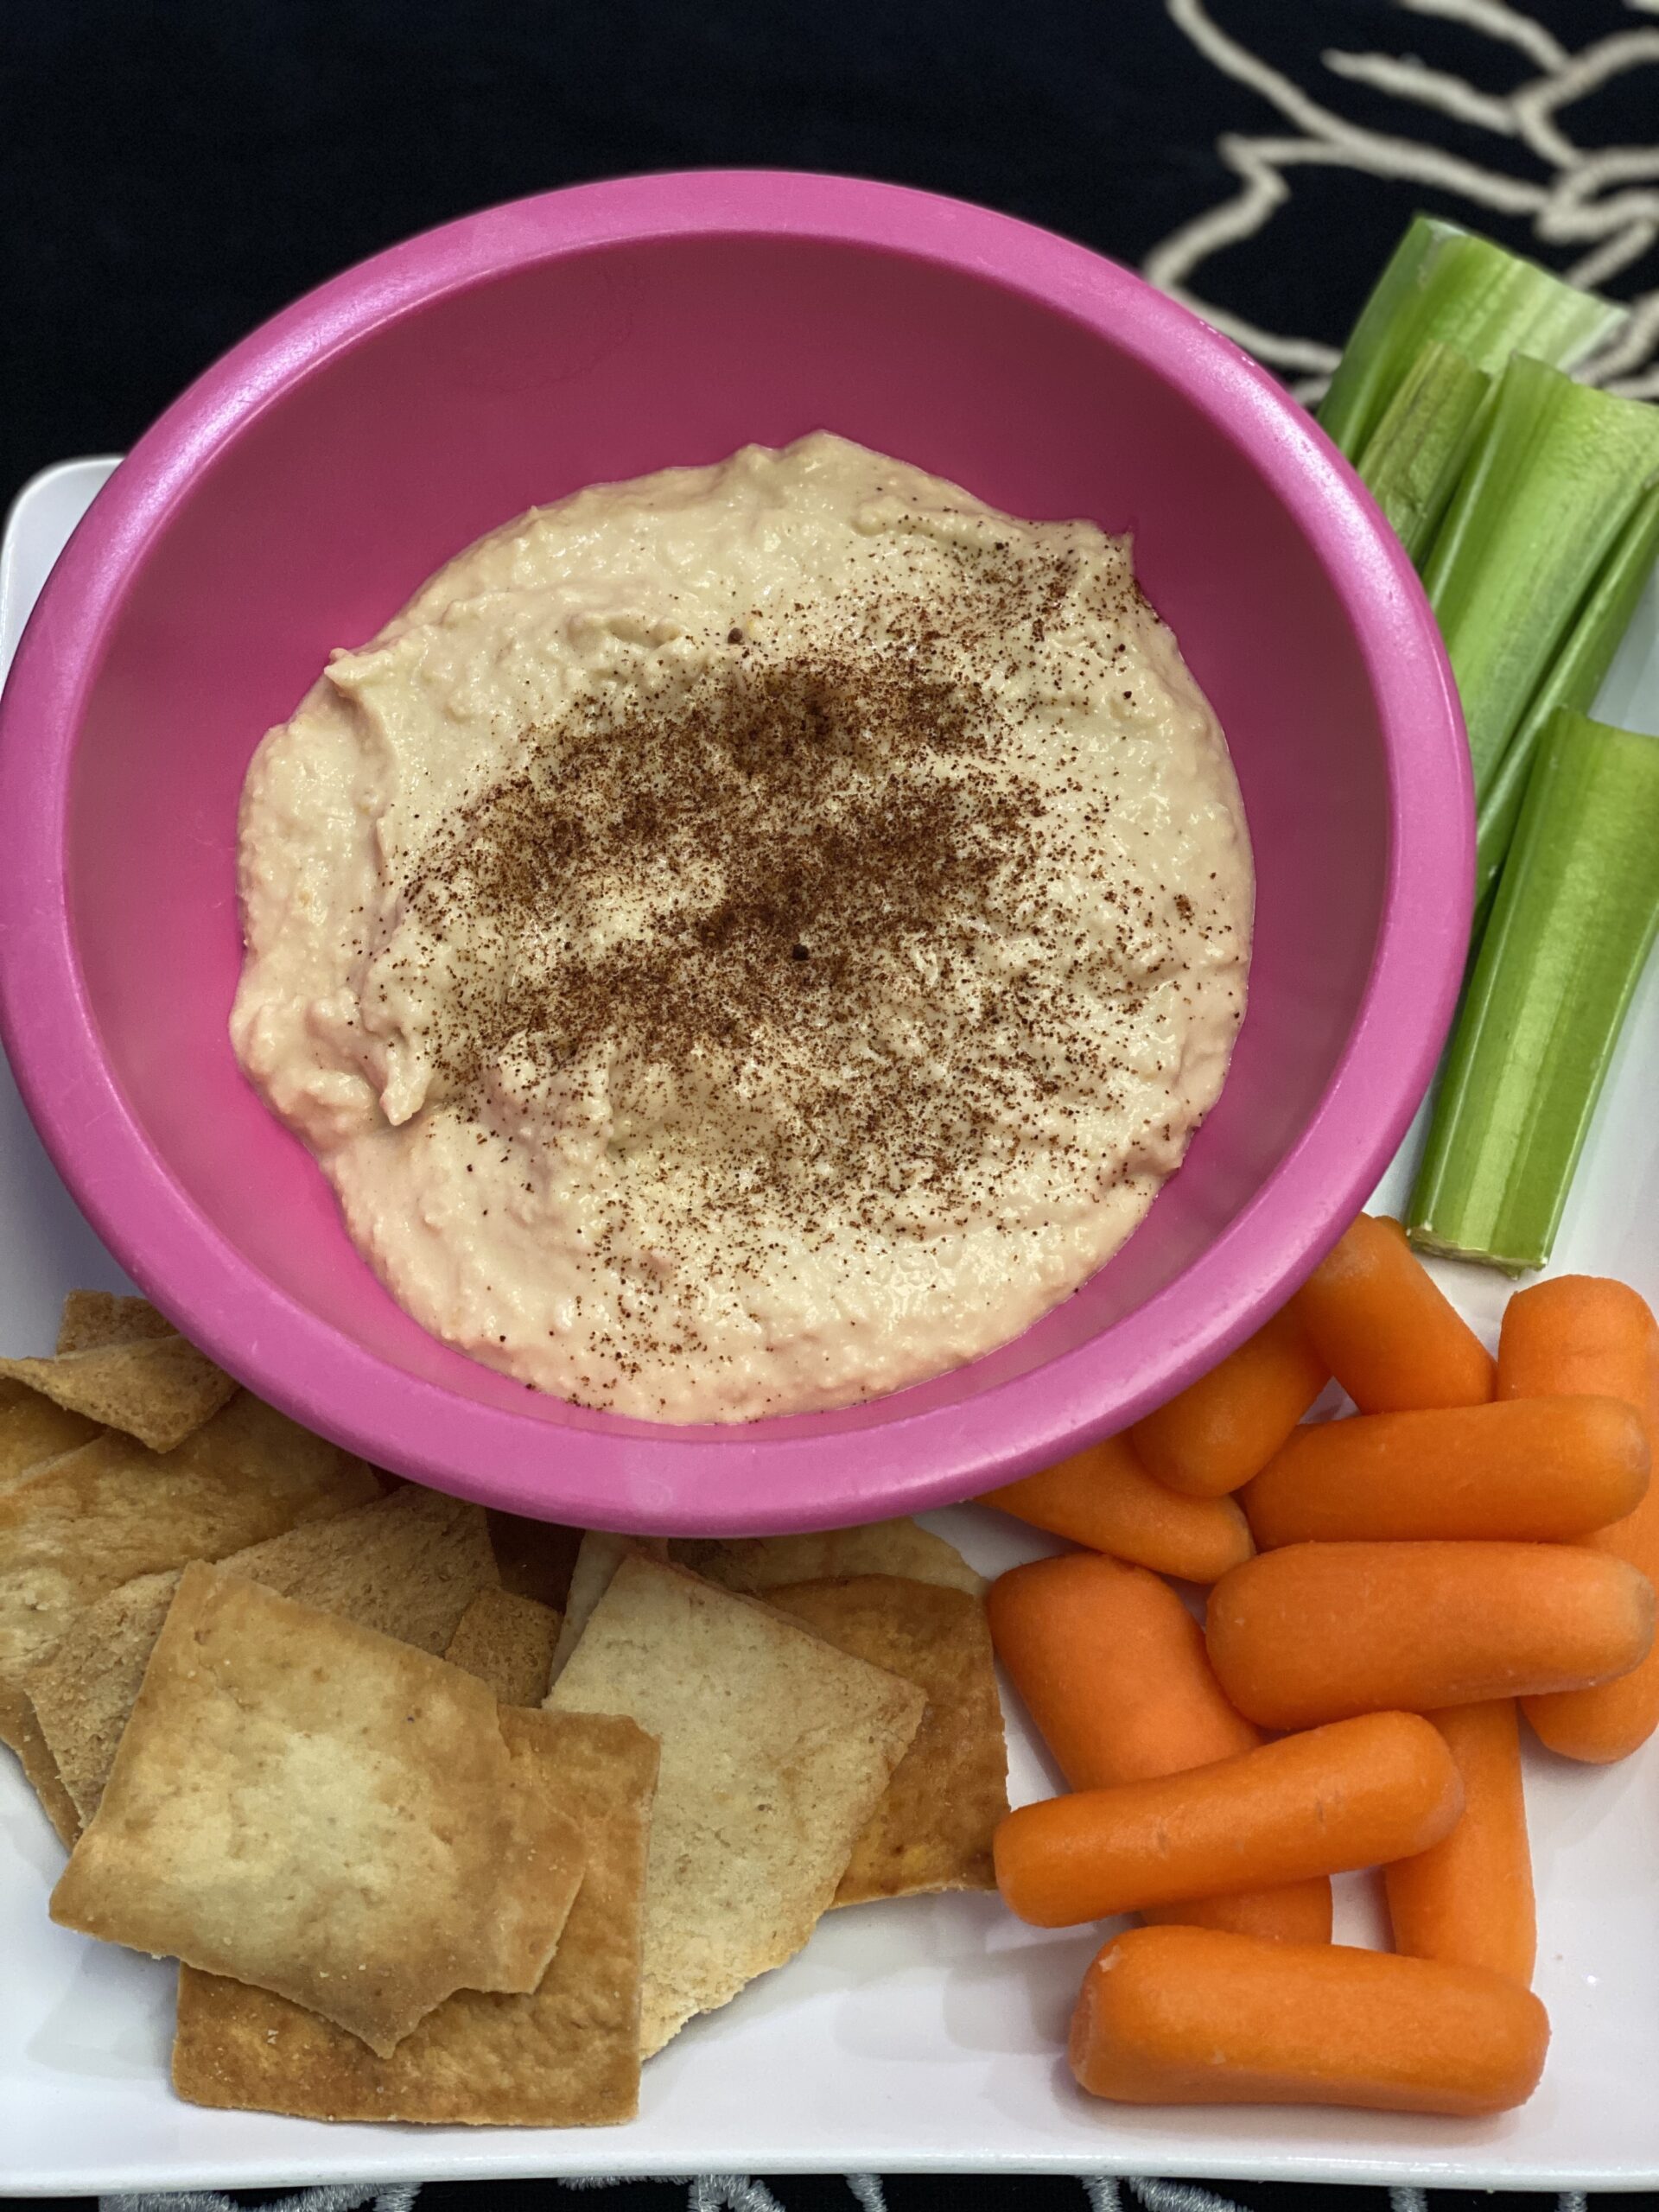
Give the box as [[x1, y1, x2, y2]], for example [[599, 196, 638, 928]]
[[1129, 1306, 1329, 1497], [1141, 1878, 1334, 1944], [982, 1433, 1253, 1582], [988, 1552, 1257, 1789], [987, 1554, 1331, 1939], [1069, 1925, 1549, 2114], [994, 1712, 1461, 1925], [1293, 1215, 1495, 1411], [1384, 1700, 1535, 1986], [1498, 1274, 1659, 1408], [1500, 1276, 1659, 1763], [1242, 1395, 1648, 1548], [1207, 1540, 1656, 1729]]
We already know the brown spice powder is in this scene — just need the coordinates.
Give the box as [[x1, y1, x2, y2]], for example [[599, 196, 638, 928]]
[[385, 533, 1193, 1267]]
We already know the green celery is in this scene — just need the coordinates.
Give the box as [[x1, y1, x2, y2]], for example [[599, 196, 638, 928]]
[[1319, 216, 1625, 461], [1408, 709, 1659, 1272], [1355, 340, 1491, 566], [1421, 355, 1659, 803], [1473, 482, 1659, 924]]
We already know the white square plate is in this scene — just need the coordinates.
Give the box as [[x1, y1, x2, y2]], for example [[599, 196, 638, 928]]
[[3, 460, 1659, 2193]]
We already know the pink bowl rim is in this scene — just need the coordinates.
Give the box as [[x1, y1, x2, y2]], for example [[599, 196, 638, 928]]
[[0, 169, 1470, 1533]]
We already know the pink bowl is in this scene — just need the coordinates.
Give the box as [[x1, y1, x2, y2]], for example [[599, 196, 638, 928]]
[[0, 171, 1470, 1534]]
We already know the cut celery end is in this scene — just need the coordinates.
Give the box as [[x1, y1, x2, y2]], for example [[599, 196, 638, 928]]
[[1473, 482, 1659, 925], [1356, 340, 1491, 566], [1408, 710, 1659, 1272], [1319, 215, 1625, 461], [1421, 354, 1659, 801]]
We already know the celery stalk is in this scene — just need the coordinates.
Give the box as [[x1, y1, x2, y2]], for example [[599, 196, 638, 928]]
[[1319, 216, 1625, 461], [1421, 355, 1659, 802], [1408, 710, 1659, 1272], [1473, 483, 1659, 922], [1356, 341, 1491, 566]]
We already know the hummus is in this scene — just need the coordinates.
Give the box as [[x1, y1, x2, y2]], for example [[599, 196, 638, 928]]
[[232, 435, 1252, 1422]]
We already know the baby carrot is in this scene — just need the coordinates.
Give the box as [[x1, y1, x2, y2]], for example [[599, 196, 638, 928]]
[[1207, 1540, 1656, 1729], [1242, 1395, 1648, 1548], [982, 1433, 1254, 1582], [1070, 1925, 1549, 2114], [988, 1554, 1331, 1939], [1384, 1700, 1535, 1986], [987, 1552, 1257, 1789], [1500, 1276, 1659, 1763], [1141, 1878, 1334, 1944], [1129, 1306, 1329, 1497], [994, 1712, 1461, 1925], [1497, 1274, 1659, 1408], [1292, 1215, 1495, 1411]]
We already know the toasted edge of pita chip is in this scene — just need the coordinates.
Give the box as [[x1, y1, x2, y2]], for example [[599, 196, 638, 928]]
[[547, 1552, 925, 2055], [765, 1574, 1008, 1903], [30, 1485, 498, 1827], [4, 1688, 81, 1847], [0, 1335, 238, 1453], [56, 1291, 177, 1355], [51, 1565, 586, 2055], [668, 1517, 985, 1600], [172, 1709, 658, 2126], [444, 1588, 562, 1707]]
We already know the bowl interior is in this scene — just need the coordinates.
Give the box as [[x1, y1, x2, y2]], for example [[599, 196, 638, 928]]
[[61, 225, 1389, 1465]]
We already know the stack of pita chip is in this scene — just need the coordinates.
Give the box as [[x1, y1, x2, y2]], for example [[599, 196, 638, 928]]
[[2, 1294, 383, 1845], [544, 1538, 1009, 2056], [3, 1292, 1009, 2128]]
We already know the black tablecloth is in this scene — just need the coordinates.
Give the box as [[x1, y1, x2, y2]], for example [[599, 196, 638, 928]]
[[1, 2172, 1654, 2212], [3, 0, 1656, 2202], [9, 0, 1656, 505]]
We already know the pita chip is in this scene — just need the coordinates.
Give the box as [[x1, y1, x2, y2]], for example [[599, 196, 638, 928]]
[[0, 1387, 101, 1491], [0, 1391, 377, 1760], [6, 1689, 80, 1848], [765, 1575, 1008, 1903], [52, 1567, 587, 2056], [0, 1333, 238, 1453], [547, 1553, 925, 2055], [172, 1710, 658, 2126], [444, 1588, 562, 1707], [668, 1516, 985, 1601], [30, 1484, 498, 1828], [547, 1530, 632, 1681], [24, 1573, 175, 1839], [218, 1480, 498, 1650], [56, 1290, 176, 1355]]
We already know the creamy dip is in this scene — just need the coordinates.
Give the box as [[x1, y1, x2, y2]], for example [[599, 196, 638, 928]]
[[232, 435, 1252, 1422]]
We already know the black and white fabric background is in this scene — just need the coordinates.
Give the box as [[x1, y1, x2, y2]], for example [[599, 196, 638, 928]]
[[2, 3, 1656, 2209]]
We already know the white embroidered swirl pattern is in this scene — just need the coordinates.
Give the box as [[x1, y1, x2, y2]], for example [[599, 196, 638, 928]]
[[1145, 0, 1659, 401]]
